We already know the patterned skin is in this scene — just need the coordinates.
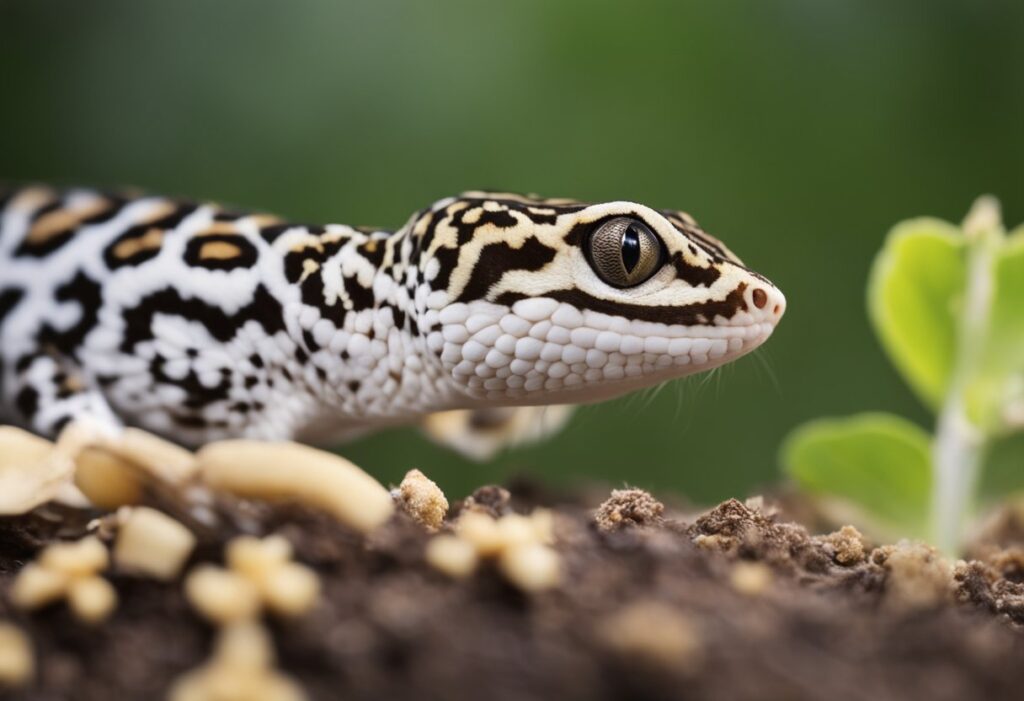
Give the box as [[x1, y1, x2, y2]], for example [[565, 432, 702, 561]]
[[0, 186, 785, 451]]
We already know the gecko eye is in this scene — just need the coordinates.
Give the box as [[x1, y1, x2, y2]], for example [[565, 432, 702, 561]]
[[586, 217, 664, 288]]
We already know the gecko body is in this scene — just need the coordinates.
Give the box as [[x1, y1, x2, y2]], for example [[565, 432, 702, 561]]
[[0, 186, 785, 451]]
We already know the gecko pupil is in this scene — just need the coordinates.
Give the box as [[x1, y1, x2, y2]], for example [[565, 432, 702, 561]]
[[621, 226, 641, 273]]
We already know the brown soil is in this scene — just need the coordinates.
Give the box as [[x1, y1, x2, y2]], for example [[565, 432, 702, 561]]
[[2, 482, 1024, 701]]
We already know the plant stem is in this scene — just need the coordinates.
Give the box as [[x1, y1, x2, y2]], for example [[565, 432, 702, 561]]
[[931, 397, 984, 554], [929, 198, 1001, 554]]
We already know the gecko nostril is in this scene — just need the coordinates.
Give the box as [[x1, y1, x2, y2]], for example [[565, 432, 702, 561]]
[[751, 288, 768, 309], [773, 304, 782, 316]]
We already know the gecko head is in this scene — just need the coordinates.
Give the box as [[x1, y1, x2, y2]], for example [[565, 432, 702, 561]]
[[413, 192, 785, 406]]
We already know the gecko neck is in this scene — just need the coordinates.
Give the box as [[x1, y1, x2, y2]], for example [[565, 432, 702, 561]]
[[269, 220, 460, 440]]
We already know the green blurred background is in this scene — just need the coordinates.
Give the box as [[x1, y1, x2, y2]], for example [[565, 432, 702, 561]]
[[2, 1, 1022, 502]]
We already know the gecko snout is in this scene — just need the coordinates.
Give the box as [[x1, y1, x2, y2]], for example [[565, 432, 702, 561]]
[[749, 284, 786, 320]]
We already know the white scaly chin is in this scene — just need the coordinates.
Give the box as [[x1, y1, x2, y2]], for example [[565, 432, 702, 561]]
[[430, 296, 781, 408]]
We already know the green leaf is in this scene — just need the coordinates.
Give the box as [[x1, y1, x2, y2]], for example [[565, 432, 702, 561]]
[[979, 431, 1024, 503], [966, 226, 1024, 433], [782, 413, 932, 540], [867, 218, 966, 411]]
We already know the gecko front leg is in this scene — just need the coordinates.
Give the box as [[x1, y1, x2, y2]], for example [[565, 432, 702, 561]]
[[0, 353, 127, 512], [4, 352, 123, 452]]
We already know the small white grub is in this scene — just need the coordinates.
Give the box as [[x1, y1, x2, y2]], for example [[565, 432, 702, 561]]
[[214, 620, 273, 670], [425, 535, 479, 579], [729, 561, 772, 596], [105, 428, 197, 482], [396, 469, 448, 531], [259, 563, 320, 618], [185, 566, 262, 624], [459, 508, 555, 550], [0, 426, 75, 515], [74, 448, 141, 507], [529, 509, 555, 544], [0, 623, 34, 688], [495, 513, 540, 549], [197, 441, 393, 533], [456, 511, 505, 556], [597, 602, 702, 670], [74, 447, 143, 509], [498, 543, 561, 592], [39, 536, 109, 577], [449, 509, 563, 591], [226, 535, 320, 617], [188, 535, 321, 622], [66, 575, 118, 624], [73, 427, 197, 509], [90, 428, 195, 483], [11, 536, 118, 624], [114, 507, 197, 581], [169, 621, 307, 701], [226, 535, 293, 582], [9, 564, 69, 611], [497, 509, 555, 546]]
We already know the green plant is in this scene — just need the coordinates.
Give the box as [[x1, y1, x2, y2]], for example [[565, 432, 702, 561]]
[[783, 197, 1024, 553]]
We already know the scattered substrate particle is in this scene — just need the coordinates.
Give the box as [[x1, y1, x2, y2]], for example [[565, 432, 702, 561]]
[[729, 561, 772, 596], [688, 498, 835, 575], [425, 534, 478, 578], [873, 541, 954, 611], [498, 541, 561, 592], [396, 469, 448, 531], [115, 506, 197, 581], [0, 623, 34, 688], [186, 565, 263, 624], [66, 575, 118, 624], [820, 525, 868, 566], [169, 621, 306, 701], [597, 602, 701, 670], [594, 488, 664, 531], [457, 485, 512, 519], [954, 558, 1024, 625]]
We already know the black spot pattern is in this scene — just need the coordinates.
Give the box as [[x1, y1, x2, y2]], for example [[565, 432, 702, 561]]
[[536, 283, 748, 326], [456, 236, 557, 302], [12, 197, 68, 258], [36, 273, 103, 359], [120, 284, 285, 353], [103, 204, 199, 270], [183, 234, 259, 271], [670, 250, 721, 288]]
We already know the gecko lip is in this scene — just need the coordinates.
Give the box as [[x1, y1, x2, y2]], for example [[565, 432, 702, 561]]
[[433, 300, 782, 405]]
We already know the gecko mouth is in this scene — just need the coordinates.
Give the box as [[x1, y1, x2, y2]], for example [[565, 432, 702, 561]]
[[434, 300, 782, 405]]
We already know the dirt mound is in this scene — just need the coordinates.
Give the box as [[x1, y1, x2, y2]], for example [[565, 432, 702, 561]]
[[2, 485, 1024, 701]]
